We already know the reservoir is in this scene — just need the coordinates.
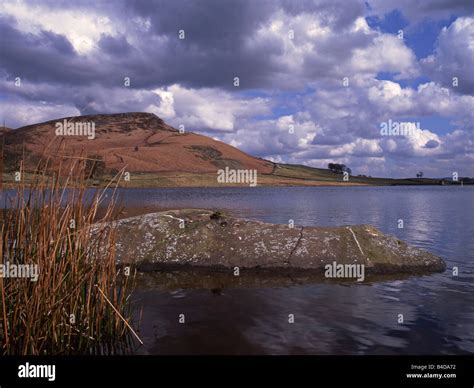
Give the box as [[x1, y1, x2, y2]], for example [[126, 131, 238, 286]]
[[114, 186, 474, 355]]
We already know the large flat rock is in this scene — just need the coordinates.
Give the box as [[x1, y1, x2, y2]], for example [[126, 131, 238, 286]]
[[110, 209, 446, 275]]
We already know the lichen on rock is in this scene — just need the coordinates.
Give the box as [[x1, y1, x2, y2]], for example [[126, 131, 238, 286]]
[[111, 209, 446, 276]]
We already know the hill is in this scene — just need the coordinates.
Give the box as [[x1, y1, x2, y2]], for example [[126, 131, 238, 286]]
[[1, 112, 273, 175]]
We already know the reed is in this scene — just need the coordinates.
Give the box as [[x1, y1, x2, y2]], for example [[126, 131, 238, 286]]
[[0, 157, 137, 354]]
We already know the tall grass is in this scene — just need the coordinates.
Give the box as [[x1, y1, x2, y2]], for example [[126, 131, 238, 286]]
[[0, 158, 137, 354]]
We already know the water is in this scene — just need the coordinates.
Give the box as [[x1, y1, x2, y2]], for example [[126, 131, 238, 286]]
[[19, 185, 474, 354]]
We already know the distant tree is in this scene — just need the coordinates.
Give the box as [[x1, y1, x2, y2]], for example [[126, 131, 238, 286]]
[[328, 163, 351, 174], [416, 171, 424, 178], [134, 146, 139, 152]]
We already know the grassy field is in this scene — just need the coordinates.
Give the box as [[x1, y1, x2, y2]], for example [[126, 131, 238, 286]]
[[269, 163, 448, 186], [1, 162, 469, 188]]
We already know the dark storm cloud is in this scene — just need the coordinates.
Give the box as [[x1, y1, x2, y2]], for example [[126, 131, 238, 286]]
[[119, 0, 287, 89], [0, 0, 366, 90], [123, 0, 365, 89], [0, 15, 156, 90], [98, 34, 132, 56], [39, 30, 76, 55], [129, 0, 364, 39], [0, 16, 105, 86], [130, 0, 269, 47], [2, 0, 276, 89]]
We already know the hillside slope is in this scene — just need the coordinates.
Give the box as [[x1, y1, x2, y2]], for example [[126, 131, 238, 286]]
[[1, 112, 274, 174]]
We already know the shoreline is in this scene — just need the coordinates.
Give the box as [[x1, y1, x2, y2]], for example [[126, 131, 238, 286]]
[[2, 163, 472, 189], [2, 179, 471, 190]]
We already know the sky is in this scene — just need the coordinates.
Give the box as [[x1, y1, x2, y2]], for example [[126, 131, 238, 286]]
[[0, 0, 473, 178]]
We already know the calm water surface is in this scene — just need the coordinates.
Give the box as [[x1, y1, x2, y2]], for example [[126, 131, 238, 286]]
[[109, 187, 474, 354]]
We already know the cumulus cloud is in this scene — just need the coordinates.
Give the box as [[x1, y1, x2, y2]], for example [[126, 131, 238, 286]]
[[151, 84, 272, 132], [422, 17, 474, 95], [350, 34, 419, 79]]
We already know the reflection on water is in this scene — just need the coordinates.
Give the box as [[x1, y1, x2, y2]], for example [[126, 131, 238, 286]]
[[119, 186, 474, 354]]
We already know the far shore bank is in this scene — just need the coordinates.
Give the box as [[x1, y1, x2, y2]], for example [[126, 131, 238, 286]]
[[2, 171, 472, 190]]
